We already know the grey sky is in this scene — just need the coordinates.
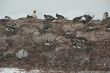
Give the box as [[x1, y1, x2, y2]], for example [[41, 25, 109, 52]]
[[0, 0, 110, 19]]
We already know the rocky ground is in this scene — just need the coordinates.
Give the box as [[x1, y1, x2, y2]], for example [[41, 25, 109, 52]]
[[0, 18, 110, 72]]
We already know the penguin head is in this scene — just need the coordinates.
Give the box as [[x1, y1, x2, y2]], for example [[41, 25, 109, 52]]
[[33, 10, 36, 13]]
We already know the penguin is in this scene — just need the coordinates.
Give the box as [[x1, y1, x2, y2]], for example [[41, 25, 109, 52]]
[[27, 10, 37, 19], [56, 13, 65, 19], [71, 37, 88, 49], [73, 16, 83, 22], [84, 15, 94, 21], [31, 10, 37, 18], [27, 15, 34, 18], [44, 14, 55, 21], [5, 16, 11, 19], [103, 12, 109, 20], [4, 25, 18, 33]]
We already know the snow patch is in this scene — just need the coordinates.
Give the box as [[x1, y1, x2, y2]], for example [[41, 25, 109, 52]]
[[0, 68, 40, 73]]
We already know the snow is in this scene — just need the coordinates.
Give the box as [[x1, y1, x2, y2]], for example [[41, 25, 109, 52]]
[[0, 68, 25, 73], [0, 68, 40, 73], [0, 68, 109, 73]]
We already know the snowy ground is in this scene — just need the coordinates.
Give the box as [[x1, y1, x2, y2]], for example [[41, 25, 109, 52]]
[[0, 68, 110, 73], [0, 68, 40, 73]]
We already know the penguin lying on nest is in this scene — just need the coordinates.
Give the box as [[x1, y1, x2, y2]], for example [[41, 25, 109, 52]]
[[5, 16, 11, 19], [83, 15, 94, 21], [56, 13, 65, 19], [27, 15, 34, 18], [4, 25, 18, 33], [44, 14, 55, 21], [73, 16, 83, 22]]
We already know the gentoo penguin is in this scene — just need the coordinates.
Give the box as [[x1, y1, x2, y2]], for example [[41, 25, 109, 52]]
[[31, 10, 37, 18], [44, 14, 55, 21], [103, 12, 109, 20], [84, 15, 94, 21], [73, 16, 83, 22], [56, 13, 65, 19], [27, 15, 34, 18], [5, 16, 11, 19]]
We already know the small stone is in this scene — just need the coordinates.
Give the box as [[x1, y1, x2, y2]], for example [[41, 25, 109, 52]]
[[45, 42, 50, 46]]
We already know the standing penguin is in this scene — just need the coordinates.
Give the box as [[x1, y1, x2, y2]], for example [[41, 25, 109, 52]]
[[103, 12, 109, 20], [31, 10, 37, 18]]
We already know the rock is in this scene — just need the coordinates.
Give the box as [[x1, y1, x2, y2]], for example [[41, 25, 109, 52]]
[[0, 50, 14, 59], [64, 31, 75, 39], [56, 36, 68, 44], [45, 42, 50, 46], [16, 49, 29, 59], [33, 30, 40, 36], [62, 24, 73, 32], [0, 37, 8, 49], [76, 30, 110, 41], [33, 33, 57, 43]]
